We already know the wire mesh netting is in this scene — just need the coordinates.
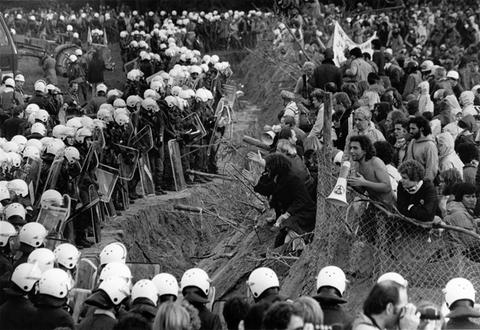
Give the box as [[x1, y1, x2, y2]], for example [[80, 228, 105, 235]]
[[315, 148, 480, 313]]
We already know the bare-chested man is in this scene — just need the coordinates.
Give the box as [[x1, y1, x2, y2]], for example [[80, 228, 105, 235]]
[[347, 135, 394, 243]]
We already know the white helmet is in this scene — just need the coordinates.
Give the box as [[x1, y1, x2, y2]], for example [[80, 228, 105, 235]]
[[115, 114, 130, 126], [153, 273, 179, 297], [113, 98, 127, 108], [52, 125, 67, 139], [100, 242, 127, 265], [97, 108, 114, 122], [0, 185, 10, 201], [19, 222, 47, 248], [75, 127, 92, 143], [2, 141, 19, 153], [80, 116, 95, 130], [38, 268, 71, 298], [23, 145, 41, 159], [26, 139, 43, 151], [0, 220, 17, 247], [66, 24, 73, 32], [25, 103, 40, 117], [444, 277, 476, 307], [27, 248, 55, 273], [54, 243, 81, 270], [99, 276, 131, 305], [377, 272, 408, 288], [99, 262, 132, 286], [132, 279, 158, 305], [180, 268, 210, 296], [8, 152, 22, 168], [5, 203, 26, 222], [45, 139, 65, 156], [0, 75, 9, 88], [35, 109, 49, 123], [8, 179, 28, 197], [317, 266, 348, 295], [69, 54, 78, 62], [34, 80, 47, 93], [247, 267, 279, 298], [11, 135, 27, 150], [64, 147, 80, 164], [66, 117, 83, 130], [41, 189, 63, 207], [144, 89, 160, 101], [141, 98, 159, 112], [126, 95, 142, 108], [120, 31, 128, 38], [11, 263, 42, 292], [31, 123, 47, 136]]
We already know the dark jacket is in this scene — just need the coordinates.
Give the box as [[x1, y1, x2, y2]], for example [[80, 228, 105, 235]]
[[77, 311, 117, 330], [196, 304, 222, 330], [312, 59, 343, 91], [445, 318, 480, 329], [372, 50, 385, 76], [0, 287, 37, 330], [33, 294, 74, 330], [313, 294, 353, 330], [87, 56, 106, 84], [397, 179, 437, 222], [2, 117, 27, 139], [129, 298, 158, 324]]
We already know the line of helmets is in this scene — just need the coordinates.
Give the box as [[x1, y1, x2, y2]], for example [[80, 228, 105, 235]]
[[0, 232, 475, 325]]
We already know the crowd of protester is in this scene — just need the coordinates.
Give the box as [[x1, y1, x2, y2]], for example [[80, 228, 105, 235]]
[[250, 0, 480, 259]]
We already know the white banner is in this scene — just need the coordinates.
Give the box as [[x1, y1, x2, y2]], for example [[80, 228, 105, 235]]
[[330, 21, 377, 66]]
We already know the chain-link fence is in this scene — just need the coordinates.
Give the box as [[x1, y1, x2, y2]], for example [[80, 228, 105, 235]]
[[313, 147, 480, 314]]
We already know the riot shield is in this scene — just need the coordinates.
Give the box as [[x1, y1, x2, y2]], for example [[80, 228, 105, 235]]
[[129, 126, 153, 153], [92, 127, 106, 155], [182, 113, 207, 143], [42, 158, 64, 195], [88, 184, 102, 243], [95, 164, 119, 203], [222, 84, 237, 109], [36, 195, 71, 249], [138, 154, 155, 196], [116, 144, 140, 181], [124, 58, 138, 73], [70, 288, 92, 323], [168, 139, 187, 191], [74, 258, 98, 290], [81, 147, 99, 175]]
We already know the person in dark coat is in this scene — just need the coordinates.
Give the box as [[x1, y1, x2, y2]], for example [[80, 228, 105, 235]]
[[33, 268, 74, 330], [397, 159, 438, 222], [181, 268, 221, 330], [77, 277, 130, 330], [313, 266, 353, 330], [444, 277, 480, 330], [41, 54, 57, 85], [372, 39, 385, 76], [0, 263, 41, 330], [311, 48, 343, 91], [86, 48, 108, 92], [182, 286, 221, 330], [255, 153, 316, 248], [2, 106, 27, 139], [28, 81, 57, 117]]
